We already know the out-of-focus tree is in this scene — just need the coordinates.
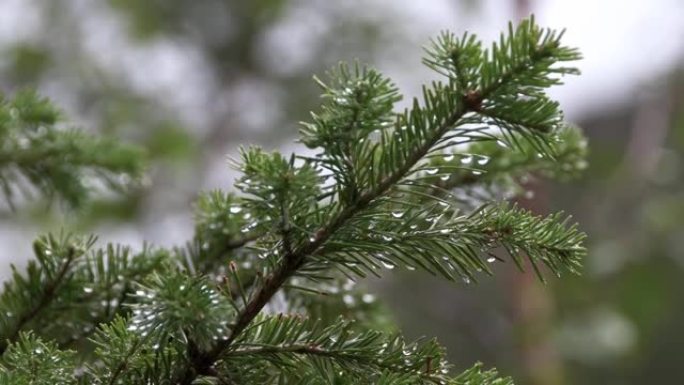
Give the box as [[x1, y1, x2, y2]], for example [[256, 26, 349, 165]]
[[0, 0, 408, 233], [548, 68, 684, 385]]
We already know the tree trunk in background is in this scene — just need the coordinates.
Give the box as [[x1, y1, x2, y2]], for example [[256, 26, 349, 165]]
[[511, 183, 565, 385], [510, 2, 566, 385]]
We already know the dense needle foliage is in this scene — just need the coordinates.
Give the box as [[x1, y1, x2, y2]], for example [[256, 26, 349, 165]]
[[0, 17, 586, 384], [0, 90, 144, 210]]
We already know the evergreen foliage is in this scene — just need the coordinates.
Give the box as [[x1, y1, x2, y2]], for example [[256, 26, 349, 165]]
[[0, 89, 144, 210], [0, 17, 585, 384]]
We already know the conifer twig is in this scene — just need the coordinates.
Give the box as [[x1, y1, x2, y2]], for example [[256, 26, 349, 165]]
[[0, 246, 76, 354], [178, 20, 582, 381], [180, 95, 470, 383]]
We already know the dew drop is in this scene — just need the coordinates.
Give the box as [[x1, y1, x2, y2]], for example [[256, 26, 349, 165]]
[[381, 235, 393, 242], [406, 265, 416, 271], [443, 154, 455, 162], [381, 261, 396, 270], [229, 206, 242, 214], [439, 175, 450, 181], [426, 168, 439, 175], [83, 287, 93, 294], [343, 294, 355, 306], [391, 211, 405, 219], [487, 257, 497, 263], [362, 294, 376, 303], [472, 170, 483, 176], [343, 279, 356, 291], [577, 160, 588, 169], [477, 156, 490, 165], [460, 155, 473, 164]]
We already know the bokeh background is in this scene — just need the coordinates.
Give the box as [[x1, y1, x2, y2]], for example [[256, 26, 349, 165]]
[[1, 0, 683, 384]]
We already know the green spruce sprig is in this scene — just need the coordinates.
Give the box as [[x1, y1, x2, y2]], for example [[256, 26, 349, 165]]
[[171, 16, 584, 383], [0, 89, 144, 210], [0, 16, 585, 385]]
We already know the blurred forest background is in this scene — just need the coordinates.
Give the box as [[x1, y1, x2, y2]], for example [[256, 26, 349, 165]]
[[1, 0, 683, 384]]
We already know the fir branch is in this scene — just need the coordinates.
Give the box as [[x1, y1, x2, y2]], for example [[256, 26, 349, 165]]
[[104, 333, 148, 385], [0, 236, 165, 354], [183, 190, 262, 272], [220, 315, 449, 383], [0, 17, 584, 385], [127, 271, 235, 352], [450, 363, 515, 385], [0, 89, 145, 210], [56, 244, 167, 347], [478, 17, 580, 100], [88, 315, 181, 385], [5, 248, 75, 347], [301, 63, 401, 204], [213, 99, 466, 353], [175, 17, 582, 383], [0, 234, 87, 354], [221, 123, 585, 266], [0, 332, 77, 384], [422, 125, 588, 201], [303, 201, 584, 283]]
